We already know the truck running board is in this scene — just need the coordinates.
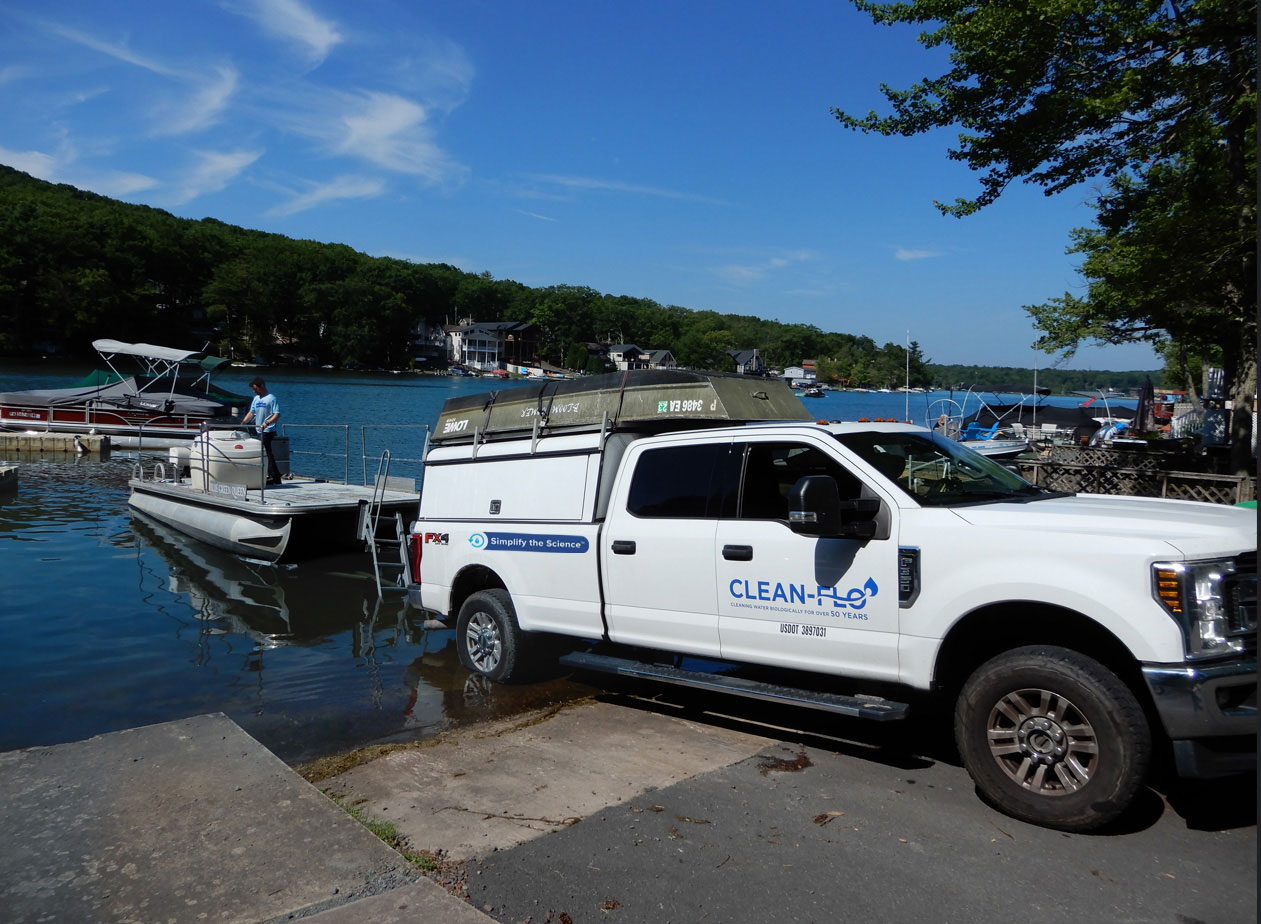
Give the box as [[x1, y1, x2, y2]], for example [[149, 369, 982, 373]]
[[559, 651, 909, 722]]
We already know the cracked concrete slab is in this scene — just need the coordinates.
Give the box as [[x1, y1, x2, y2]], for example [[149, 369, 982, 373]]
[[321, 700, 775, 861], [0, 713, 485, 924]]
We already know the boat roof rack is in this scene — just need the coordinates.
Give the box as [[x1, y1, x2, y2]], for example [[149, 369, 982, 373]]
[[431, 369, 812, 445]]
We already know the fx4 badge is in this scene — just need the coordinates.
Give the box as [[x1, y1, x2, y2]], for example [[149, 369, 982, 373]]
[[422, 532, 449, 545]]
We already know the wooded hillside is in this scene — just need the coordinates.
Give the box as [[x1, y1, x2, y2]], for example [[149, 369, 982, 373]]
[[0, 166, 1156, 391]]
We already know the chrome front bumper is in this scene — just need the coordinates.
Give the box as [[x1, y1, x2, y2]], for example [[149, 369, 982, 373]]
[[1142, 657, 1256, 778]]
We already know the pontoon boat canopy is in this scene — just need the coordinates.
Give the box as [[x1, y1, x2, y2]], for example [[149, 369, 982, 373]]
[[92, 339, 200, 363]]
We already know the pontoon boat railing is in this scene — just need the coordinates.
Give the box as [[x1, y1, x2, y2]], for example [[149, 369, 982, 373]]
[[278, 423, 430, 487]]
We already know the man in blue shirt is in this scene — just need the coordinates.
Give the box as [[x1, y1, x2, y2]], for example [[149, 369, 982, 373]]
[[241, 377, 282, 485]]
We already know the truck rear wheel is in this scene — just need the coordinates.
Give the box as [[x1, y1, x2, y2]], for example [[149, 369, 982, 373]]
[[456, 589, 526, 683], [955, 646, 1151, 832]]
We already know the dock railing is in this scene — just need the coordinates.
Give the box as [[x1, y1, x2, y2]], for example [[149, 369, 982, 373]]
[[279, 423, 430, 488]]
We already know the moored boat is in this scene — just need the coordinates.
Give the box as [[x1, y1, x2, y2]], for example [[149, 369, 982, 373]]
[[0, 339, 248, 448], [128, 476, 418, 562], [128, 430, 419, 563]]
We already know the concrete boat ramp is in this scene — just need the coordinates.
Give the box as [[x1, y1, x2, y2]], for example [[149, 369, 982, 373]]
[[3, 702, 1253, 923], [0, 713, 491, 924]]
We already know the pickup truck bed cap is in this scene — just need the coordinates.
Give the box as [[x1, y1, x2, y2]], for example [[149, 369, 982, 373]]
[[432, 369, 813, 443]]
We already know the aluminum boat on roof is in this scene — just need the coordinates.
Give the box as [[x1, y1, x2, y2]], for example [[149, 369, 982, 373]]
[[0, 339, 249, 448], [431, 369, 813, 444]]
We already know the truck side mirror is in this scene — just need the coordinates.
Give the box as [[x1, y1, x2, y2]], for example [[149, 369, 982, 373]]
[[787, 475, 841, 536]]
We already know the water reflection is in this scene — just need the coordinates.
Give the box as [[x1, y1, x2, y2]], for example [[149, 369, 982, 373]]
[[0, 422, 589, 764], [127, 513, 590, 763], [132, 515, 399, 645]]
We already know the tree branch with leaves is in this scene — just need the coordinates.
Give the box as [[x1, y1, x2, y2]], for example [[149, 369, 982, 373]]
[[835, 0, 1255, 472]]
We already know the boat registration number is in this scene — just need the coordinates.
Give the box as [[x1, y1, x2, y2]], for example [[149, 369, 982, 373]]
[[657, 399, 707, 413]]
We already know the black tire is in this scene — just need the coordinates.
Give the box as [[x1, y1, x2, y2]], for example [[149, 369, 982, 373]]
[[954, 645, 1151, 832], [456, 589, 528, 683]]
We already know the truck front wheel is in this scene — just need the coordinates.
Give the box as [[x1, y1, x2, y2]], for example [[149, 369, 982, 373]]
[[456, 589, 526, 683], [955, 646, 1151, 832]]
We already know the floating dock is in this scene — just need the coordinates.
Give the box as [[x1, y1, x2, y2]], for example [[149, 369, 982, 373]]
[[0, 432, 110, 456], [128, 474, 419, 562]]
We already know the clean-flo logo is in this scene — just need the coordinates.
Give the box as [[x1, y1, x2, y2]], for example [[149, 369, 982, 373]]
[[468, 532, 589, 553], [727, 576, 878, 620]]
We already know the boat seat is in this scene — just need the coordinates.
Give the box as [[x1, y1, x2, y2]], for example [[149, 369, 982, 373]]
[[961, 422, 1000, 441]]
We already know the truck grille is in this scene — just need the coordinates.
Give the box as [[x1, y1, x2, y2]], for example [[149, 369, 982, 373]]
[[1226, 551, 1257, 652]]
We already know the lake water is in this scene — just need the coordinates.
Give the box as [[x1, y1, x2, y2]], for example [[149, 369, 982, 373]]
[[0, 361, 1123, 764]]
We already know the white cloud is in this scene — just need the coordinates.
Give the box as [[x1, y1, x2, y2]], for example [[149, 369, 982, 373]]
[[331, 90, 466, 182], [895, 247, 944, 261], [713, 265, 759, 284], [154, 65, 240, 136], [68, 86, 111, 105], [391, 37, 475, 113], [171, 148, 262, 204], [0, 145, 59, 180], [45, 22, 179, 77], [515, 209, 556, 222], [266, 174, 385, 217], [1, 139, 160, 196], [228, 0, 343, 64], [0, 65, 30, 86], [90, 169, 160, 197], [710, 250, 817, 285], [532, 174, 732, 206]]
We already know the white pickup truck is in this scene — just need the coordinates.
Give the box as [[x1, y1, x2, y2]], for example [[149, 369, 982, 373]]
[[406, 371, 1256, 831]]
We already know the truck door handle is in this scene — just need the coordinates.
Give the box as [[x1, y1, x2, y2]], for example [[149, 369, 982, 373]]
[[722, 544, 753, 561], [611, 540, 636, 555]]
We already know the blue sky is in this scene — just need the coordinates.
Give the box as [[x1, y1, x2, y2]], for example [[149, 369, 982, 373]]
[[0, 0, 1162, 371]]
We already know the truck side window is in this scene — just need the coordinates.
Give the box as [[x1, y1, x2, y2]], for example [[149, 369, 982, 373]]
[[626, 443, 738, 518], [738, 442, 864, 520]]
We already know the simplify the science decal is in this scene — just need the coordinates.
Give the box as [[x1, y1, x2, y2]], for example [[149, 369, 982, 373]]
[[469, 532, 590, 553]]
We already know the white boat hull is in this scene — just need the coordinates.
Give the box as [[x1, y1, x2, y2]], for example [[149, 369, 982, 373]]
[[129, 486, 292, 561], [962, 438, 1030, 459], [127, 477, 419, 562]]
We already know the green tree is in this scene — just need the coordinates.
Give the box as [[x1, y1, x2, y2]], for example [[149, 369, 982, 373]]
[[835, 0, 1256, 472]]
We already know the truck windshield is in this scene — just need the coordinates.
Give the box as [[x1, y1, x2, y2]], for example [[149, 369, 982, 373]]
[[834, 431, 1050, 507]]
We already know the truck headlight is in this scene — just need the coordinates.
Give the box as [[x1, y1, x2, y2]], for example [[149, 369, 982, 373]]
[[1152, 558, 1249, 659]]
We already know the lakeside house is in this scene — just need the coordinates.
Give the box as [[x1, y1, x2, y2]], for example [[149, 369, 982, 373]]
[[727, 349, 765, 375], [442, 319, 539, 372], [782, 364, 816, 385], [607, 344, 676, 372], [419, 322, 677, 376]]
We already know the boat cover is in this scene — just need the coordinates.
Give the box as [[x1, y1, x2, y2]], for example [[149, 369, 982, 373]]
[[432, 369, 812, 442], [964, 401, 1134, 434], [0, 377, 232, 416]]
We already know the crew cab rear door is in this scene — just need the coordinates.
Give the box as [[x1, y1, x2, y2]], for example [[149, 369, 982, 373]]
[[601, 439, 740, 657]]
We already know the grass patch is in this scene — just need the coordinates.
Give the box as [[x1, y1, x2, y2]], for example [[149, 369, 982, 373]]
[[326, 792, 443, 872], [295, 742, 428, 784]]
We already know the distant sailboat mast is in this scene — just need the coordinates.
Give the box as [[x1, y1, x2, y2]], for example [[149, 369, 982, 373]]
[[905, 331, 911, 422]]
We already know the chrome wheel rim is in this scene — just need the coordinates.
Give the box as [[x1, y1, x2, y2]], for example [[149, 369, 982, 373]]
[[985, 687, 1098, 796], [464, 610, 502, 673]]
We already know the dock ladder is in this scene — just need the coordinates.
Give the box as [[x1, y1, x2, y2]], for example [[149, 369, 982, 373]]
[[361, 450, 414, 598]]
